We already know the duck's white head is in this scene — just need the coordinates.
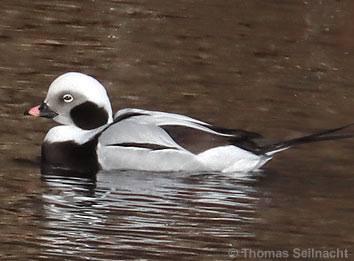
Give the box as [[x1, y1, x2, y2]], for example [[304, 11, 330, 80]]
[[25, 72, 113, 130]]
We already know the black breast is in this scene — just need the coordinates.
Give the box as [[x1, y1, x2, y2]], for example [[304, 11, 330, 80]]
[[41, 137, 100, 177]]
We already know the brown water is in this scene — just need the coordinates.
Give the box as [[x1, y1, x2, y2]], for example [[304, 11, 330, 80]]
[[1, 0, 354, 260]]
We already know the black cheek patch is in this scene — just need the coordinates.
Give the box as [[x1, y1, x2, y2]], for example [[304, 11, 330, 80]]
[[70, 101, 109, 130]]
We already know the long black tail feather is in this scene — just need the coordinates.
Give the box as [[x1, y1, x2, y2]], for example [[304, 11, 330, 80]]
[[262, 123, 354, 156]]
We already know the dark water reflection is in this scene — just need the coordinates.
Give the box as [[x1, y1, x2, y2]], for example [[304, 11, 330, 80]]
[[36, 171, 261, 260], [3, 167, 353, 260], [1, 0, 354, 260]]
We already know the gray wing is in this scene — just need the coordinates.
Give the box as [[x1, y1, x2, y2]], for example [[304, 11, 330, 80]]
[[99, 108, 264, 154], [99, 117, 186, 151]]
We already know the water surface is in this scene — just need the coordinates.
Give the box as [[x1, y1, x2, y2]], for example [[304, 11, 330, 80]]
[[1, 0, 354, 260]]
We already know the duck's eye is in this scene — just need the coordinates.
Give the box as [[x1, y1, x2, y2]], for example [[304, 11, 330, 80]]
[[63, 94, 74, 103]]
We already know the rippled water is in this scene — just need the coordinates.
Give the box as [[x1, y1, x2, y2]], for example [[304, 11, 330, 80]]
[[1, 0, 354, 260], [38, 172, 261, 259]]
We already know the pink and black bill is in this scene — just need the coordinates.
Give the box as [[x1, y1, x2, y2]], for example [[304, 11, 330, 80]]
[[24, 103, 58, 119]]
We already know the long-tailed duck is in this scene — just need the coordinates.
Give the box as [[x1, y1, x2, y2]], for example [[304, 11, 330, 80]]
[[25, 72, 354, 175]]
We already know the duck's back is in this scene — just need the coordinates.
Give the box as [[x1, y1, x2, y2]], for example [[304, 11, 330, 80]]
[[97, 109, 268, 172]]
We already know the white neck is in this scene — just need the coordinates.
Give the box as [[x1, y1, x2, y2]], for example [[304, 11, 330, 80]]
[[44, 125, 106, 144]]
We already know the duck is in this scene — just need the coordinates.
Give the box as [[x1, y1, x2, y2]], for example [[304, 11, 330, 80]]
[[24, 72, 354, 175]]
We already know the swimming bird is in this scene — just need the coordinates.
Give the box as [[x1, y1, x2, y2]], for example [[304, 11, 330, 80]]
[[24, 72, 354, 175]]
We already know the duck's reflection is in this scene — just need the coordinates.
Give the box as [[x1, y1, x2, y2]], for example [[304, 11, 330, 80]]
[[38, 170, 266, 258]]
